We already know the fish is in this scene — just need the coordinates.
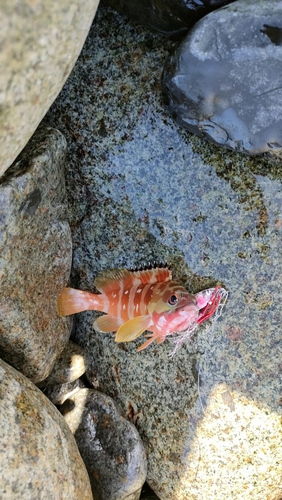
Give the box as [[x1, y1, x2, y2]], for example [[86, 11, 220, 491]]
[[57, 266, 226, 351]]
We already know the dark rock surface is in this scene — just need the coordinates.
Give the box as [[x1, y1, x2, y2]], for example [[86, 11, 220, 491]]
[[0, 358, 93, 500], [43, 378, 86, 406], [0, 126, 72, 383], [44, 5, 282, 500], [102, 0, 235, 36], [162, 0, 282, 155], [61, 388, 147, 500]]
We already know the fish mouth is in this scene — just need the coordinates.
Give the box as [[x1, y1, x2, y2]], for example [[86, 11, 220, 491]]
[[196, 287, 228, 324]]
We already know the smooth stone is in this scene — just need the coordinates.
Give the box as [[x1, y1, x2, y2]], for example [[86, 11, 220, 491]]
[[0, 0, 99, 177], [0, 358, 93, 500], [162, 0, 282, 155], [0, 126, 72, 383], [61, 388, 147, 500], [38, 341, 87, 388], [43, 378, 86, 406], [102, 0, 235, 36]]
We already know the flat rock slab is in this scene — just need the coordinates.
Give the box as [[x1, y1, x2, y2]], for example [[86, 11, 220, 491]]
[[162, 0, 282, 155], [0, 0, 100, 177], [0, 358, 93, 500], [44, 6, 282, 500], [61, 388, 147, 500], [0, 126, 72, 383]]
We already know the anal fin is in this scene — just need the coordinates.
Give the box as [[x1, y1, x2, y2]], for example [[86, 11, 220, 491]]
[[94, 314, 122, 333]]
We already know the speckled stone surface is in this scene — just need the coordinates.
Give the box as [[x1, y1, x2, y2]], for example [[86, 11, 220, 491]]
[[0, 126, 72, 383], [0, 0, 99, 177], [0, 358, 93, 500], [61, 388, 147, 500], [162, 0, 282, 155], [44, 5, 282, 499], [39, 341, 87, 388]]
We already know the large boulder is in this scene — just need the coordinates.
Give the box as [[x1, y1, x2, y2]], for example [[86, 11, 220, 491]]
[[0, 358, 93, 500], [162, 0, 282, 155], [0, 126, 72, 383], [0, 0, 100, 177]]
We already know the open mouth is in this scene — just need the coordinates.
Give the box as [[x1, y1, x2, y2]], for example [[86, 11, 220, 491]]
[[197, 287, 228, 325]]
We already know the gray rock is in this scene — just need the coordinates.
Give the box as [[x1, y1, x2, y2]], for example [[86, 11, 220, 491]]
[[0, 0, 99, 177], [44, 6, 282, 500], [0, 358, 93, 500], [0, 126, 72, 383], [162, 0, 282, 155], [102, 0, 235, 36], [61, 388, 147, 500], [43, 378, 86, 406], [38, 341, 87, 388]]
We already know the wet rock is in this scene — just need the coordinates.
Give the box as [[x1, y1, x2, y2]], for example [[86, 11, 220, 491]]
[[0, 358, 93, 500], [0, 126, 72, 383], [61, 388, 147, 500], [38, 341, 87, 388], [0, 0, 100, 177], [43, 378, 86, 406], [162, 0, 282, 155], [102, 0, 235, 36]]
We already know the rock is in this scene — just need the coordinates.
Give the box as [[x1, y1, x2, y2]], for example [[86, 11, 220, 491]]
[[43, 378, 86, 406], [162, 0, 282, 155], [0, 358, 93, 500], [44, 5, 282, 500], [0, 0, 100, 177], [38, 341, 87, 388], [0, 126, 72, 383], [61, 388, 147, 500], [102, 0, 235, 36]]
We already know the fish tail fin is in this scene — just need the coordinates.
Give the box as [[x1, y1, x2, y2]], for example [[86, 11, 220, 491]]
[[57, 287, 104, 316]]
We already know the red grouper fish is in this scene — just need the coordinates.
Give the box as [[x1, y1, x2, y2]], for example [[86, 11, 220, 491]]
[[57, 266, 226, 351]]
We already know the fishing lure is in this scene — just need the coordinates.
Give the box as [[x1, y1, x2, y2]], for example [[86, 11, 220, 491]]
[[57, 266, 228, 351]]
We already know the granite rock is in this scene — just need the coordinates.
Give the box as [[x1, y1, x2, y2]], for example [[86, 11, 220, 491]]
[[102, 0, 235, 36], [0, 126, 72, 383], [43, 378, 86, 406], [61, 388, 147, 500], [162, 0, 282, 155], [0, 0, 100, 177], [38, 341, 87, 388], [44, 6, 282, 500], [0, 358, 93, 500]]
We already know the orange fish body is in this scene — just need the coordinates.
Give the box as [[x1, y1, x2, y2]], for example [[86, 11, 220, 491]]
[[57, 266, 200, 350]]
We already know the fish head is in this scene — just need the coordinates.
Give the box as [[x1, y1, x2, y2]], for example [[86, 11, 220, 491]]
[[148, 282, 199, 335]]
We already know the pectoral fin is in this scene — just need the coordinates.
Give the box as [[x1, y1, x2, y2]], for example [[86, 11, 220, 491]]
[[94, 314, 122, 333], [115, 316, 151, 343]]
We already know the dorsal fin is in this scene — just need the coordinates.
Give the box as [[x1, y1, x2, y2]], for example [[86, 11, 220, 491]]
[[94, 268, 132, 293], [94, 266, 172, 293], [131, 267, 172, 284]]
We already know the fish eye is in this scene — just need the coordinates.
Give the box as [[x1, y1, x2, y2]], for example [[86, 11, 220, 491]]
[[168, 294, 179, 306]]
